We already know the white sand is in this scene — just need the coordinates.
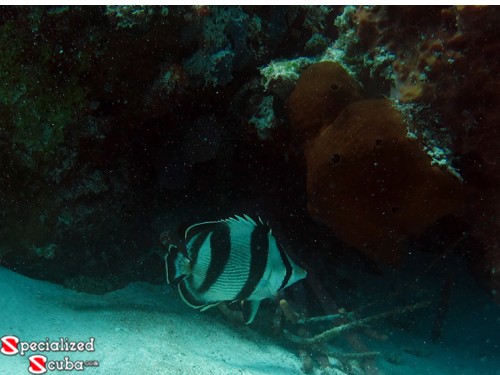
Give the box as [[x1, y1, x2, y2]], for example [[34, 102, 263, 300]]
[[0, 267, 302, 374], [1, 261, 499, 375]]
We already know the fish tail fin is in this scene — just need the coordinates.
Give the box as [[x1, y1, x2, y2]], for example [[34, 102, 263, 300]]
[[165, 245, 191, 284]]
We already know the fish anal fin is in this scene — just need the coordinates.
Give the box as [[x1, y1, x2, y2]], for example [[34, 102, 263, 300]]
[[178, 280, 205, 309], [199, 301, 222, 312], [178, 281, 220, 312], [241, 300, 262, 324]]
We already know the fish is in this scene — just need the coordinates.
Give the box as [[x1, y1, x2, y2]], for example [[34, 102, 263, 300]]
[[165, 214, 307, 324]]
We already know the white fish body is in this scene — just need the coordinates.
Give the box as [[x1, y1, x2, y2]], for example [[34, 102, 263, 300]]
[[165, 215, 307, 323]]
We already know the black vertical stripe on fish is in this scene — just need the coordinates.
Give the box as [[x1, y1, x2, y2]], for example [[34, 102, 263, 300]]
[[178, 279, 205, 308], [277, 243, 292, 291], [197, 223, 231, 293], [189, 230, 211, 267], [236, 224, 269, 300]]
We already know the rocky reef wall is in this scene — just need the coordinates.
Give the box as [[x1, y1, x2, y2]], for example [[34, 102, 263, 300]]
[[0, 6, 498, 302]]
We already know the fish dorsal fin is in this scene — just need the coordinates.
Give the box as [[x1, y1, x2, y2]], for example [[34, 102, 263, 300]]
[[226, 214, 271, 232], [241, 300, 262, 324], [225, 214, 256, 227], [185, 215, 268, 243], [185, 220, 223, 243]]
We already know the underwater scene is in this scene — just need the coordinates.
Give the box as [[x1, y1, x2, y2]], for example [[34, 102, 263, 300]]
[[0, 4, 499, 375]]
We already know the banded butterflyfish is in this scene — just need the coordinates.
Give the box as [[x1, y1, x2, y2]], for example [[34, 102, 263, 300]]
[[165, 215, 307, 324]]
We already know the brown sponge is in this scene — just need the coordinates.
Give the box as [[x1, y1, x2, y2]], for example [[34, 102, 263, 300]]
[[287, 61, 363, 145], [304, 99, 462, 265]]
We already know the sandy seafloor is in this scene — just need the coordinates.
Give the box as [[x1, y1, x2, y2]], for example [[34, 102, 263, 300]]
[[0, 266, 302, 374], [0, 265, 499, 375]]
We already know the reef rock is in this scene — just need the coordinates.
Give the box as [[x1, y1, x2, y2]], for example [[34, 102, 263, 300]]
[[346, 5, 500, 295]]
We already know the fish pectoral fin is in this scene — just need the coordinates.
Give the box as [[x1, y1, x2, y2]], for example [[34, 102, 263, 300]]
[[241, 300, 261, 325], [165, 245, 191, 285]]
